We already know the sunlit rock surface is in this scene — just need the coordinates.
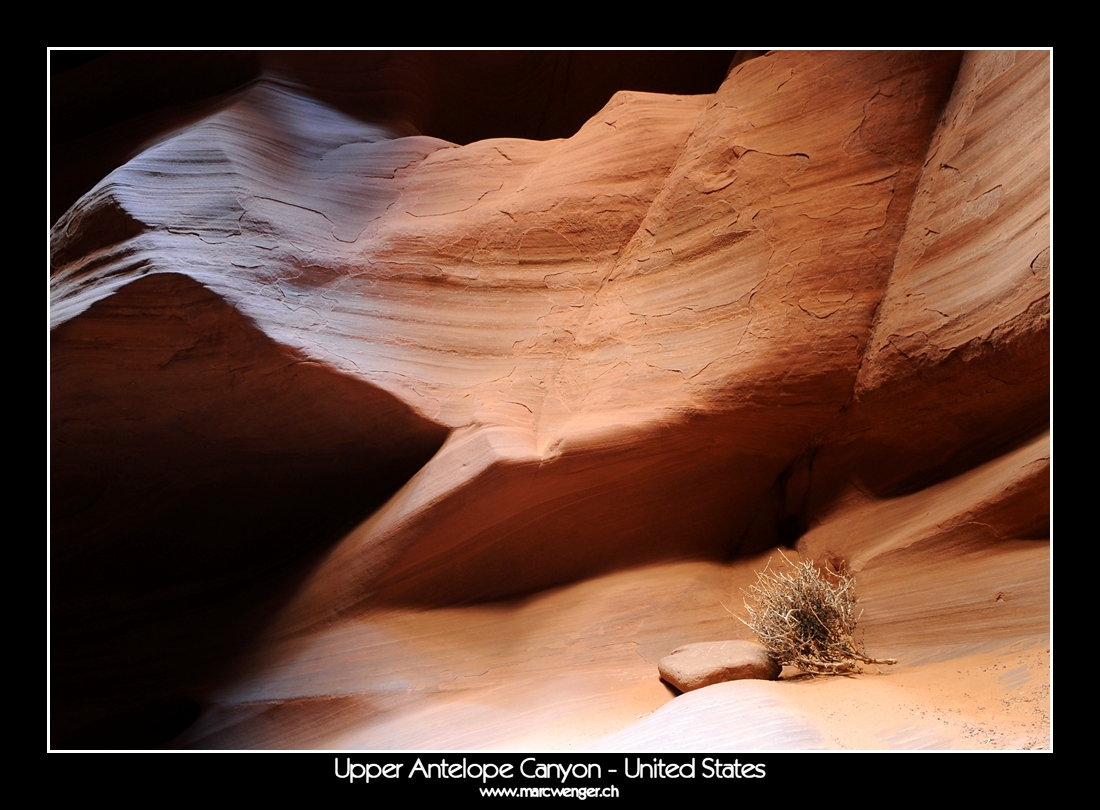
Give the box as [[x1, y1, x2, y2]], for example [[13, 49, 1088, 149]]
[[49, 50, 1049, 750]]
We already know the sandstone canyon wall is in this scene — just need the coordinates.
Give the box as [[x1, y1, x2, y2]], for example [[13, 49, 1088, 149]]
[[49, 50, 1050, 749]]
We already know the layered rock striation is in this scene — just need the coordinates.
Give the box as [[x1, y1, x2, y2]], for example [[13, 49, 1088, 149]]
[[49, 50, 1050, 749]]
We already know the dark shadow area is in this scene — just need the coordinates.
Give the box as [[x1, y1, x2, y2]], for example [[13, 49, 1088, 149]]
[[364, 399, 848, 610], [59, 700, 202, 751], [50, 51, 109, 76], [800, 327, 1050, 524], [50, 273, 449, 748]]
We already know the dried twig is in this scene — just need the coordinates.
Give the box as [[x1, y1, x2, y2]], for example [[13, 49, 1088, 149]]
[[740, 555, 896, 675]]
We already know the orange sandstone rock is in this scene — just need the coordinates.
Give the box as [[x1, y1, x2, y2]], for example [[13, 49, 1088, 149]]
[[659, 641, 781, 692], [49, 50, 1049, 750]]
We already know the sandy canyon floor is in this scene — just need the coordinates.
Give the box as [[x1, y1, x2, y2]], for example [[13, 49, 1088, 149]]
[[174, 548, 1049, 751]]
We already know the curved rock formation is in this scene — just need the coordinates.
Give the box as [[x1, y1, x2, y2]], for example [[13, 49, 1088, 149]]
[[49, 50, 1050, 750]]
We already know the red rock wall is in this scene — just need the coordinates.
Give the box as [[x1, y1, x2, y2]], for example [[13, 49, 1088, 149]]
[[49, 50, 1049, 748], [804, 50, 1051, 508]]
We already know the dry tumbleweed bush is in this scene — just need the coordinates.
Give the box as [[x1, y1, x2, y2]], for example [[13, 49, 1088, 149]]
[[740, 552, 896, 675]]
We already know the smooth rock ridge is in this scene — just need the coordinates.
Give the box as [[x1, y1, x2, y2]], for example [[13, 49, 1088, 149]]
[[659, 640, 781, 692]]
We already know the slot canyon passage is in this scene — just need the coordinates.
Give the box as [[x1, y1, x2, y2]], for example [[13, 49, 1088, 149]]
[[49, 50, 1050, 750]]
